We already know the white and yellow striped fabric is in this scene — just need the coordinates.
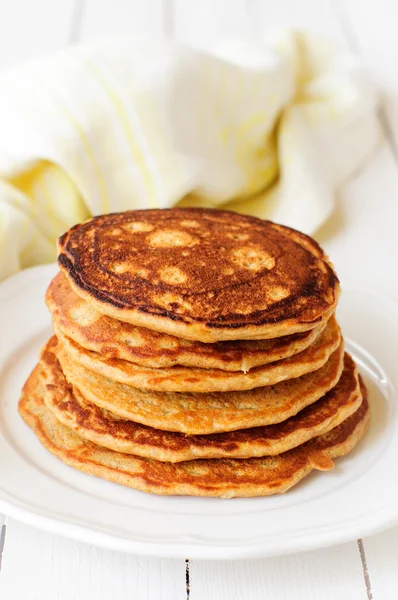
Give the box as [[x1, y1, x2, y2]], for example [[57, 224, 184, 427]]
[[0, 32, 379, 281]]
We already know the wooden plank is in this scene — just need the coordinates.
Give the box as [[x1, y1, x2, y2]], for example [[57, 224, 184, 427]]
[[361, 526, 398, 600], [249, 0, 346, 42], [80, 0, 165, 40], [0, 0, 77, 561], [314, 5, 398, 600], [336, 0, 398, 155], [0, 519, 185, 600], [0, 518, 6, 573], [189, 543, 366, 600], [0, 0, 76, 564], [317, 0, 398, 295], [172, 0, 251, 47], [317, 139, 398, 296], [0, 0, 76, 70]]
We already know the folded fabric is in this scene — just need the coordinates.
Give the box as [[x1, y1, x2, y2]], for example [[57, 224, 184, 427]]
[[0, 32, 379, 281]]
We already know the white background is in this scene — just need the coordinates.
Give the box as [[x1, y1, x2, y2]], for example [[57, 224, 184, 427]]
[[0, 0, 397, 598]]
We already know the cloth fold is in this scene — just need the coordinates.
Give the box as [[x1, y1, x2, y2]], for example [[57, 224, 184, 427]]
[[0, 32, 379, 281]]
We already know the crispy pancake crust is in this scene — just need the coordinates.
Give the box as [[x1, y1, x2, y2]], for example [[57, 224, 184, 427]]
[[58, 209, 340, 342], [41, 339, 362, 462], [18, 370, 369, 497], [55, 317, 341, 393], [47, 273, 327, 371], [56, 338, 345, 434]]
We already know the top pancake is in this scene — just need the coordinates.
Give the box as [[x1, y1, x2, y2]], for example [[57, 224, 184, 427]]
[[58, 209, 340, 342]]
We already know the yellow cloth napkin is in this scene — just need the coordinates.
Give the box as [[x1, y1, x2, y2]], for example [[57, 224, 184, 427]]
[[0, 32, 379, 281]]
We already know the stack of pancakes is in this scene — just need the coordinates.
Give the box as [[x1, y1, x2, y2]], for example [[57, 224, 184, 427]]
[[19, 209, 369, 497]]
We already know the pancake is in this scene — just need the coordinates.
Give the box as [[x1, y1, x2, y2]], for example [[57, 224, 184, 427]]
[[41, 339, 362, 461], [58, 209, 340, 342], [55, 316, 341, 393], [19, 368, 369, 497], [56, 338, 345, 434], [46, 272, 327, 372]]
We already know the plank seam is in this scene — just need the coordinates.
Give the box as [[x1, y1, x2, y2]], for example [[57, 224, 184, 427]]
[[377, 106, 398, 165], [357, 538, 374, 600], [333, 0, 361, 52], [185, 558, 190, 599], [0, 523, 7, 572], [69, 0, 86, 44], [333, 0, 398, 165], [163, 0, 175, 37], [245, 0, 255, 27]]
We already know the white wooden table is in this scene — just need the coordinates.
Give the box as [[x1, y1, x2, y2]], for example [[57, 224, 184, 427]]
[[0, 1, 397, 598]]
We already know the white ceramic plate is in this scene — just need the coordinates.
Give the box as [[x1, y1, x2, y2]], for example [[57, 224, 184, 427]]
[[0, 264, 397, 560]]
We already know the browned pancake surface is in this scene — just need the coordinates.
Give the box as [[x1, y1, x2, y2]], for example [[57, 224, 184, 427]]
[[58, 209, 339, 342], [46, 272, 326, 371], [41, 339, 362, 461], [55, 317, 341, 392], [55, 337, 345, 434], [18, 368, 370, 497]]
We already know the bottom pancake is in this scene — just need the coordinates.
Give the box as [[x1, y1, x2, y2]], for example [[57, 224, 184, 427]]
[[19, 367, 370, 497], [40, 338, 362, 462]]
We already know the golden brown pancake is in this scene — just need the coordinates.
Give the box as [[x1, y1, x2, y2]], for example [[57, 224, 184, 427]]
[[18, 368, 369, 497], [46, 272, 327, 372], [55, 317, 341, 393], [41, 339, 362, 461], [58, 209, 340, 342], [56, 338, 345, 434]]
